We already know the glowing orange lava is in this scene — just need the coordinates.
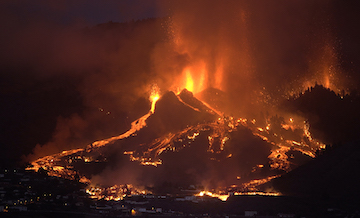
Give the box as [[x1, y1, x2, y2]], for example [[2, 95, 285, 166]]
[[185, 69, 194, 92], [178, 61, 208, 94], [196, 191, 229, 201], [150, 84, 160, 113]]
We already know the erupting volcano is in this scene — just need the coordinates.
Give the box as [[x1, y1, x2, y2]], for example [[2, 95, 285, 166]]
[[28, 81, 326, 200], [23, 1, 353, 202], [2, 2, 360, 216]]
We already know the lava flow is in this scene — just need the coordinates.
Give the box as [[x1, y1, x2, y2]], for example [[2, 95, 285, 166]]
[[27, 84, 161, 176]]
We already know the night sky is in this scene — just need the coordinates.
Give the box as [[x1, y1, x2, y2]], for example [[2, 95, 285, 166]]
[[0, 0, 163, 25]]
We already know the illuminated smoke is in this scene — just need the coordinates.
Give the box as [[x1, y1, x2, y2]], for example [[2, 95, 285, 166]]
[[156, 0, 350, 116]]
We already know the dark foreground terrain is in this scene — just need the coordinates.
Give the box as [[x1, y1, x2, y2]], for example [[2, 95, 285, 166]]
[[1, 168, 359, 218]]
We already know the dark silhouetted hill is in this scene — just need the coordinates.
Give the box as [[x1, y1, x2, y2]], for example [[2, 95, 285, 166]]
[[264, 140, 360, 211], [283, 84, 360, 145]]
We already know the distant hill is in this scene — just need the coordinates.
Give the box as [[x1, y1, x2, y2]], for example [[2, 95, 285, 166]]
[[264, 140, 360, 209], [283, 84, 360, 145], [262, 85, 360, 210]]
